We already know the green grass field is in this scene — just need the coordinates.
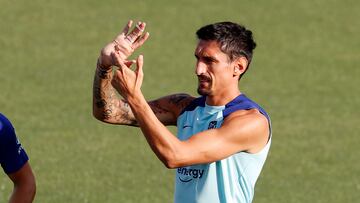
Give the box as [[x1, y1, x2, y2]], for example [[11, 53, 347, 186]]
[[1, 0, 359, 202]]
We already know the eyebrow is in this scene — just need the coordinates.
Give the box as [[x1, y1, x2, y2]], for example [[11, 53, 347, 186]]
[[194, 53, 219, 63]]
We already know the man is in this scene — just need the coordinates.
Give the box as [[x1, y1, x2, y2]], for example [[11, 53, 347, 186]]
[[0, 113, 36, 203], [93, 20, 271, 203]]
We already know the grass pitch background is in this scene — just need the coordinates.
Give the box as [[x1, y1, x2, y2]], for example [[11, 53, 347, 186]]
[[1, 0, 359, 202]]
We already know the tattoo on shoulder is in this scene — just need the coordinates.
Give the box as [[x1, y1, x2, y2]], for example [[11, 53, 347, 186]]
[[168, 94, 189, 104], [168, 94, 194, 112], [149, 100, 170, 114]]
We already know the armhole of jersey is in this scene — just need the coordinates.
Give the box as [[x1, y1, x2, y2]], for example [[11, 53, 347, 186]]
[[179, 96, 206, 116], [222, 95, 272, 151]]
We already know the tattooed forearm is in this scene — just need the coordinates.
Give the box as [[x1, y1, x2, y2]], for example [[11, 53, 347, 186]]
[[116, 100, 138, 126], [97, 59, 111, 79], [93, 65, 113, 119], [92, 61, 137, 125]]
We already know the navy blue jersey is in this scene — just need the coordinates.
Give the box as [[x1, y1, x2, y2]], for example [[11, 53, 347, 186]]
[[0, 113, 29, 174]]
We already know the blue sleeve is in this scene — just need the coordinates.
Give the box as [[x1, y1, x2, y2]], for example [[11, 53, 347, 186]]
[[0, 113, 29, 174]]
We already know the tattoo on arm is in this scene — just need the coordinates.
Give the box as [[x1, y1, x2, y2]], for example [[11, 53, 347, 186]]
[[92, 60, 137, 125], [147, 94, 194, 126], [168, 94, 193, 112], [168, 94, 188, 104], [149, 100, 171, 114], [116, 100, 137, 126]]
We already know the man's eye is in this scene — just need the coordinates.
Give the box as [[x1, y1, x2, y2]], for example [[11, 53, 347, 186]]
[[204, 58, 213, 64]]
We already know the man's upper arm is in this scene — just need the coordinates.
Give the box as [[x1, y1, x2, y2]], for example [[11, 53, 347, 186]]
[[173, 109, 270, 167], [149, 93, 195, 126], [7, 162, 35, 185], [94, 93, 194, 126]]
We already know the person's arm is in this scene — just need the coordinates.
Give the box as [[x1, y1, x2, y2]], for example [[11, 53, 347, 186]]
[[110, 51, 270, 168], [129, 92, 269, 168], [92, 20, 193, 126], [93, 60, 193, 126], [92, 20, 148, 125], [7, 162, 36, 203]]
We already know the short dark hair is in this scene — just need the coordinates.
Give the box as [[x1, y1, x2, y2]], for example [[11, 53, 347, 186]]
[[196, 22, 256, 77]]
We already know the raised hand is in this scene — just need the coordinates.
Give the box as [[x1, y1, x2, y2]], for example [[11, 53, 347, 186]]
[[111, 51, 144, 101], [98, 20, 149, 69]]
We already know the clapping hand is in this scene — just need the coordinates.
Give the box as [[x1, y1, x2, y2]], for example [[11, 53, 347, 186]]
[[98, 20, 149, 70]]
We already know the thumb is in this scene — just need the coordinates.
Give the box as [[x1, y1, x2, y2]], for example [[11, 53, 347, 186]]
[[135, 55, 144, 87]]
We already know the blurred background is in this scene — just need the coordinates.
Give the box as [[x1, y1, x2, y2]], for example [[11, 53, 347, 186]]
[[0, 0, 359, 202]]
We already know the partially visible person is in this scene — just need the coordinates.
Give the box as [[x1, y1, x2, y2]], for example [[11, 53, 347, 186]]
[[0, 113, 36, 203]]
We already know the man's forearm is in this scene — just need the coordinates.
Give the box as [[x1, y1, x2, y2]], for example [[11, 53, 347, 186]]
[[127, 92, 182, 168], [92, 60, 137, 125], [8, 163, 36, 203]]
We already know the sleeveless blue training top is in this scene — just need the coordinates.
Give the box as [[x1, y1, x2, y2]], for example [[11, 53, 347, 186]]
[[174, 94, 271, 203]]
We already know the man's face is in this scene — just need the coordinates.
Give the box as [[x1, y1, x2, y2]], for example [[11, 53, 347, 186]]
[[194, 40, 234, 96]]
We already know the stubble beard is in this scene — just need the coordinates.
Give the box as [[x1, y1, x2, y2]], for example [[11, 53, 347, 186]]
[[197, 88, 209, 96], [197, 77, 212, 96]]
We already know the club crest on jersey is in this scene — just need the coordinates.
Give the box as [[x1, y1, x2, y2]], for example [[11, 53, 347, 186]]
[[208, 121, 217, 129]]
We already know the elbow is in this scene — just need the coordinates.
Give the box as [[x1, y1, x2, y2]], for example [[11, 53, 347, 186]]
[[161, 152, 185, 169], [163, 160, 178, 169], [92, 106, 102, 121], [28, 179, 37, 200], [92, 110, 102, 121], [25, 172, 36, 198], [92, 109, 108, 123], [13, 174, 36, 201], [157, 142, 191, 169], [92, 101, 109, 123]]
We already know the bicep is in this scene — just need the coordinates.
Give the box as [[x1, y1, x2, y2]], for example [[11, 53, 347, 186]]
[[97, 94, 194, 126], [8, 162, 35, 185], [149, 93, 195, 126], [177, 111, 269, 166]]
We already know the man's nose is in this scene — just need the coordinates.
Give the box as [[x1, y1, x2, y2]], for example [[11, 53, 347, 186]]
[[195, 61, 207, 75]]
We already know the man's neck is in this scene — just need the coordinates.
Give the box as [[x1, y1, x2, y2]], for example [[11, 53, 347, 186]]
[[205, 89, 241, 106]]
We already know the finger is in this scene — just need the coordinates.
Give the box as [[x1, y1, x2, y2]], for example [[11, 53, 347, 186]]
[[132, 32, 150, 49], [136, 55, 143, 72], [126, 22, 146, 43], [135, 55, 144, 87], [121, 20, 133, 36]]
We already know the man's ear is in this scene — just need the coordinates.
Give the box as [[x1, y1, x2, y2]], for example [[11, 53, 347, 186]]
[[233, 56, 248, 77]]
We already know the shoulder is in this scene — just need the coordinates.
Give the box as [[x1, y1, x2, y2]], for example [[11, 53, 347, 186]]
[[221, 109, 269, 153], [222, 107, 269, 134], [224, 108, 268, 124]]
